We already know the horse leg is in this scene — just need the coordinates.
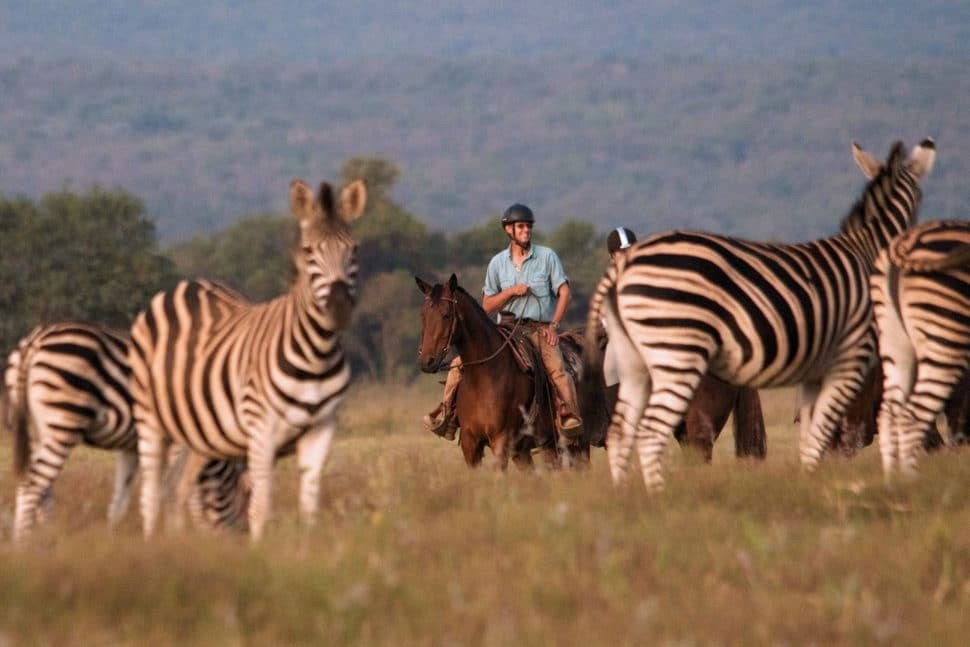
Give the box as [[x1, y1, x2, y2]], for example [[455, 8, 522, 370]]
[[490, 433, 511, 471], [511, 446, 534, 470], [681, 403, 715, 463], [460, 430, 485, 467], [733, 387, 767, 459]]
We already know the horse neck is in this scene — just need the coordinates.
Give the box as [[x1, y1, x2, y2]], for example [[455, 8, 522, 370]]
[[451, 291, 509, 366]]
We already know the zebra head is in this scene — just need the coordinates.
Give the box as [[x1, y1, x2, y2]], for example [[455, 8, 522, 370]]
[[290, 178, 368, 330], [841, 138, 935, 253]]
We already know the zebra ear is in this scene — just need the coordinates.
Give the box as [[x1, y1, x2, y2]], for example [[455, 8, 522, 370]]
[[415, 276, 433, 295], [289, 179, 315, 215], [338, 180, 368, 223], [907, 137, 936, 179], [851, 141, 882, 179]]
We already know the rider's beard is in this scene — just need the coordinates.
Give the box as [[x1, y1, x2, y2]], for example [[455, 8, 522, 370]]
[[512, 233, 531, 251]]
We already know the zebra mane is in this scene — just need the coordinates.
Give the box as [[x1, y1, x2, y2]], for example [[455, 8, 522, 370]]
[[839, 141, 905, 236]]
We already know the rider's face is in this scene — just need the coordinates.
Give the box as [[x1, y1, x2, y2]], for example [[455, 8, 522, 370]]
[[507, 222, 533, 247]]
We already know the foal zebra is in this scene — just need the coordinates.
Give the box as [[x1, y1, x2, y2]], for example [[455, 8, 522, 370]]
[[4, 322, 249, 541], [871, 219, 970, 477], [585, 139, 935, 490], [130, 178, 366, 540]]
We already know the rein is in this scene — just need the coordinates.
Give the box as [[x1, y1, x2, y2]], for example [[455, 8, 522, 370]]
[[423, 293, 529, 372]]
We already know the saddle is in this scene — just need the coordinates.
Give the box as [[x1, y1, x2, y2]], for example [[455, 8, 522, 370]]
[[495, 318, 541, 374]]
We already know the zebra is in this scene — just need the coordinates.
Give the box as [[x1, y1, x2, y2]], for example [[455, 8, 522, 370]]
[[584, 139, 935, 491], [129, 178, 367, 540], [4, 321, 251, 541], [871, 219, 970, 478]]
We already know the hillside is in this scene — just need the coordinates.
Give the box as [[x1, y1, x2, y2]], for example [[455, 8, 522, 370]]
[[2, 56, 966, 242], [2, 1, 967, 63]]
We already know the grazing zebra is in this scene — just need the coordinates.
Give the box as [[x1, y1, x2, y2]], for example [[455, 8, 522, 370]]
[[130, 178, 367, 540], [871, 219, 970, 477], [4, 322, 251, 541], [585, 139, 935, 490]]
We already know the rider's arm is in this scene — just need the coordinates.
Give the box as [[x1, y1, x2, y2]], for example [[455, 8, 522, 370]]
[[549, 282, 571, 328], [483, 285, 528, 314]]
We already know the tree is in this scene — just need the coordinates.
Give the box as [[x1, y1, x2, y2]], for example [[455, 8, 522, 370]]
[[345, 269, 424, 380], [166, 214, 295, 302], [0, 187, 177, 352]]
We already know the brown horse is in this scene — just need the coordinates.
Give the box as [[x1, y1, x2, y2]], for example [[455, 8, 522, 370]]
[[416, 274, 564, 468]]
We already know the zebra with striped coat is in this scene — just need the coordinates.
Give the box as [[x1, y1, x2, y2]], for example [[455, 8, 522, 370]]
[[871, 219, 970, 477], [130, 178, 366, 540], [585, 139, 935, 490], [4, 322, 250, 541]]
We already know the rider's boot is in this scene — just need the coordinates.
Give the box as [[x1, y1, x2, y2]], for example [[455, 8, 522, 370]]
[[423, 401, 454, 437], [551, 373, 584, 438]]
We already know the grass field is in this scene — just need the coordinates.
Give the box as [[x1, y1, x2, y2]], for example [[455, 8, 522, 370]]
[[0, 379, 967, 645]]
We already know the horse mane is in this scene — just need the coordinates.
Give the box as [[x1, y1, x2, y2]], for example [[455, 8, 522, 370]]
[[449, 283, 497, 329]]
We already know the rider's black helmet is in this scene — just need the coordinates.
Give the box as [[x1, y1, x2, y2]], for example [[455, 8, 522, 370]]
[[501, 203, 535, 227], [607, 227, 637, 254]]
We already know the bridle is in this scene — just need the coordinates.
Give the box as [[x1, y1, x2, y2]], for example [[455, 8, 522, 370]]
[[420, 291, 522, 372]]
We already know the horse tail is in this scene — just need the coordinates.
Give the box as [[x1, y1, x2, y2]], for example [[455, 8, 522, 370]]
[[732, 387, 766, 460]]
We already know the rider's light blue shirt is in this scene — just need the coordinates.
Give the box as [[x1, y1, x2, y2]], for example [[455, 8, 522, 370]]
[[483, 244, 569, 322]]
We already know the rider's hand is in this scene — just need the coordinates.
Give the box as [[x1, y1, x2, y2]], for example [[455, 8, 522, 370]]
[[544, 322, 559, 346], [510, 284, 530, 297]]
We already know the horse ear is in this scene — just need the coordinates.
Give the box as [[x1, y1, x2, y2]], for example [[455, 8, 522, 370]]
[[415, 276, 433, 296], [448, 273, 458, 292]]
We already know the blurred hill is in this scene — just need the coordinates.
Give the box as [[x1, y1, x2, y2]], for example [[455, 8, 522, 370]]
[[1, 3, 968, 241]]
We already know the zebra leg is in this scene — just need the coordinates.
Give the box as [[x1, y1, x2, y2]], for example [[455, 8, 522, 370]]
[[797, 381, 820, 454], [800, 362, 869, 472], [138, 430, 171, 539], [635, 370, 704, 492], [296, 418, 337, 527], [898, 362, 964, 476], [247, 434, 277, 542], [13, 436, 78, 542], [107, 448, 139, 527], [607, 373, 650, 485], [170, 450, 209, 533]]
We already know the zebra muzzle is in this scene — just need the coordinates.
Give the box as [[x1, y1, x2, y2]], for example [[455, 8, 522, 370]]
[[328, 281, 355, 329]]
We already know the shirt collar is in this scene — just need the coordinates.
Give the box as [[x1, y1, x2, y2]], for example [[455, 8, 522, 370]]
[[506, 243, 535, 263]]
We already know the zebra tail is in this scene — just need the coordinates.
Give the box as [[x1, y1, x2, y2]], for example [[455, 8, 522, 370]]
[[580, 263, 620, 417], [6, 341, 33, 479]]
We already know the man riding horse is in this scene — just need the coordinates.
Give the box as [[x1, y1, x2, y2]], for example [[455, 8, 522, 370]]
[[423, 203, 584, 439]]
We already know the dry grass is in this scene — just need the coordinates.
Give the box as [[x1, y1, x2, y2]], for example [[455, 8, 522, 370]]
[[0, 381, 968, 645]]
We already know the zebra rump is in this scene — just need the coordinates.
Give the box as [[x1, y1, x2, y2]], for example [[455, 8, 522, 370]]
[[871, 219, 970, 477]]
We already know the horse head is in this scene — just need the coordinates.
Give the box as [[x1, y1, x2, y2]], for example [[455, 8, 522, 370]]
[[415, 273, 460, 373]]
